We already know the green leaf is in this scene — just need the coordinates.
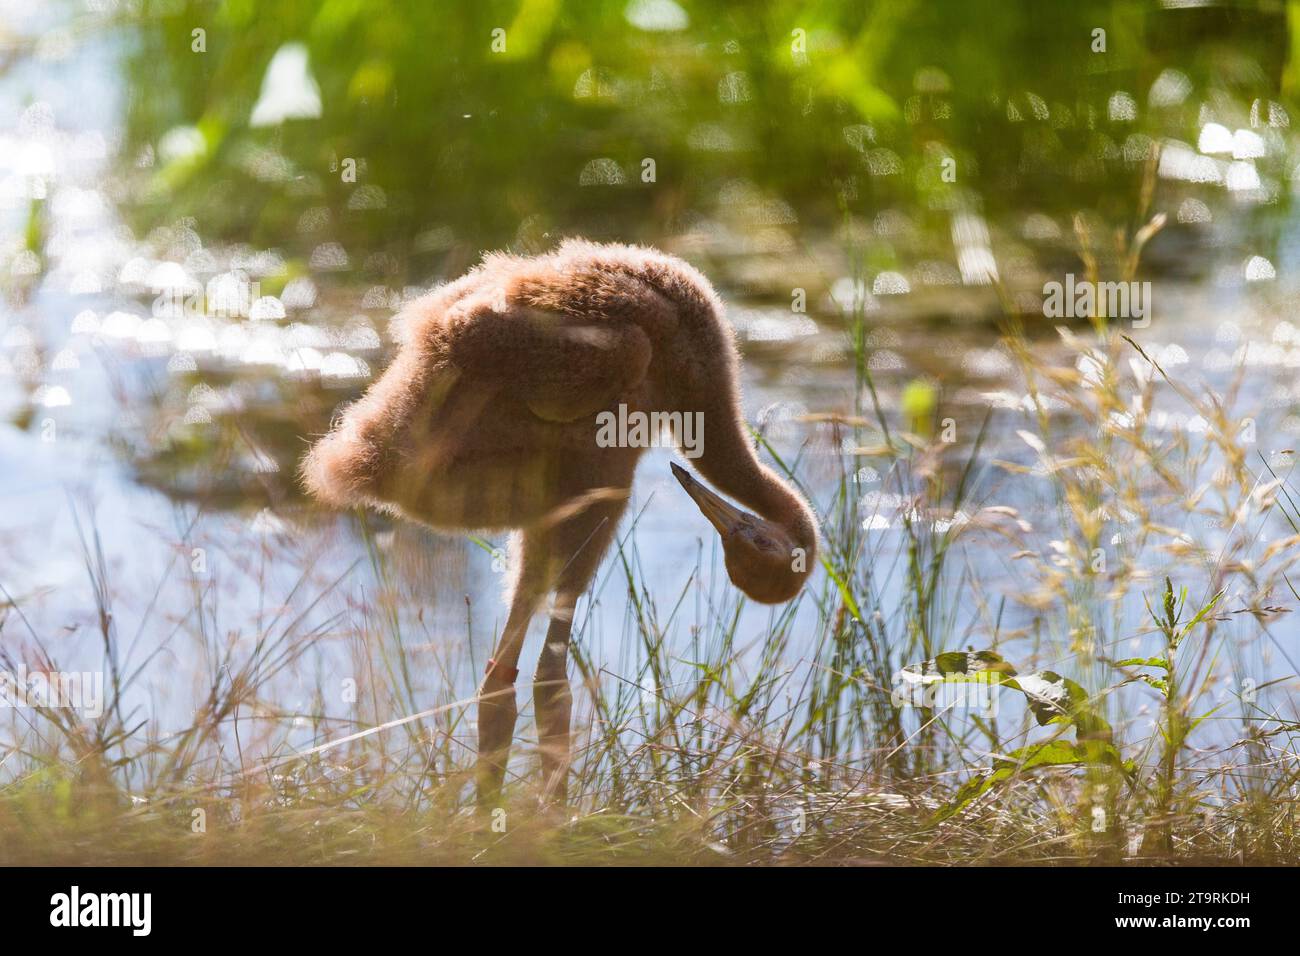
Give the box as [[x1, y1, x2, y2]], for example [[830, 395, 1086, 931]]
[[1130, 674, 1169, 693], [1189, 703, 1227, 733], [934, 740, 1083, 822], [899, 649, 1016, 683], [820, 556, 863, 622], [1114, 656, 1170, 670], [1181, 589, 1225, 636]]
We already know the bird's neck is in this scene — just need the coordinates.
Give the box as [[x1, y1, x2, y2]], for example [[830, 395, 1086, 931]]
[[689, 398, 818, 555], [642, 268, 818, 553], [749, 465, 819, 554]]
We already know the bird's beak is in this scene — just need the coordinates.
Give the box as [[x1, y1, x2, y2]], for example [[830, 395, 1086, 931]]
[[671, 461, 747, 534]]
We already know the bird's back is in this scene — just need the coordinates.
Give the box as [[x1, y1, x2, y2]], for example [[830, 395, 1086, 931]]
[[302, 240, 740, 531]]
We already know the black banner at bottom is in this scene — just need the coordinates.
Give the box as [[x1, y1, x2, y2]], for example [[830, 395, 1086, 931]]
[[3, 864, 1283, 942]]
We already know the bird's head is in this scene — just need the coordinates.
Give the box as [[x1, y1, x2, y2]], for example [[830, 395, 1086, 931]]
[[671, 461, 813, 604]]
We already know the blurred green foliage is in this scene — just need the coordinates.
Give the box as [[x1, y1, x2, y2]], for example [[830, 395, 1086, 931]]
[[120, 0, 1294, 282]]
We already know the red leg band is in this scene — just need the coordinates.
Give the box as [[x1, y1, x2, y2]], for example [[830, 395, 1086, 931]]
[[484, 658, 519, 683]]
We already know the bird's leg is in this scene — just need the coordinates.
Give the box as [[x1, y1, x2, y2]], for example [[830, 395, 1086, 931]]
[[534, 594, 576, 807], [529, 499, 622, 810], [476, 579, 542, 811], [476, 663, 518, 811]]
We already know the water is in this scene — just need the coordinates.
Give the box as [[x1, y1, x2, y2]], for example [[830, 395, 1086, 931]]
[[2, 1, 1298, 761]]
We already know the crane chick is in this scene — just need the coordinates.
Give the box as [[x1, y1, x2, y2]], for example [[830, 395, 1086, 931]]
[[303, 239, 818, 806]]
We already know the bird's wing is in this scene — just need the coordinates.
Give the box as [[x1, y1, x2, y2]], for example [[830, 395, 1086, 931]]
[[444, 292, 654, 423]]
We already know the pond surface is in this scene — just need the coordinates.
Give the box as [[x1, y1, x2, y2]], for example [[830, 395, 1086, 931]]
[[2, 1, 1298, 759]]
